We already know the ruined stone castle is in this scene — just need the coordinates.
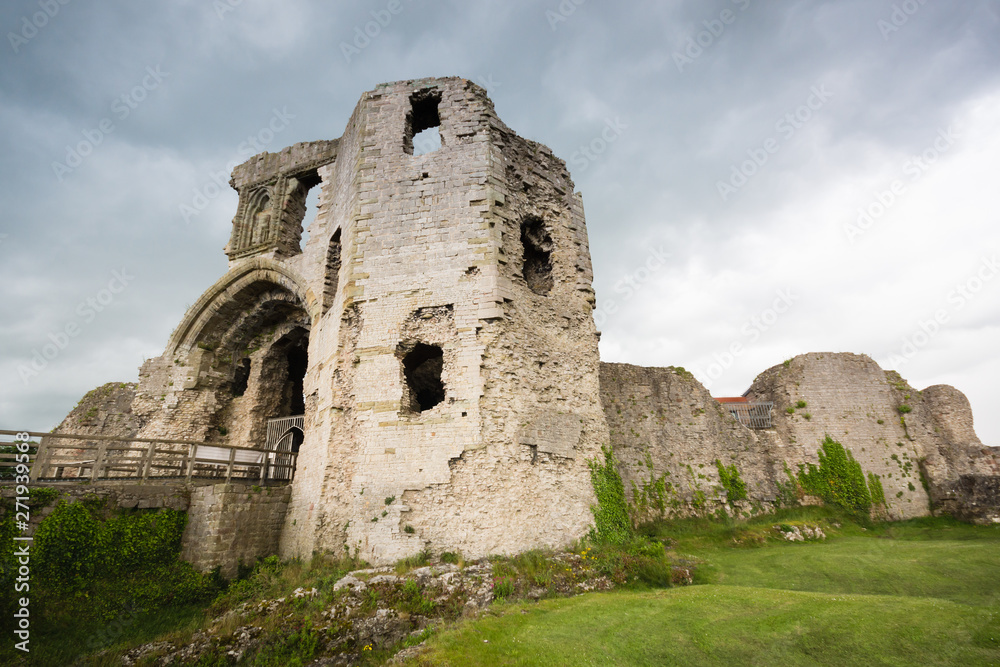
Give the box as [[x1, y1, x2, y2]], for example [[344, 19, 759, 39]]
[[48, 77, 999, 571]]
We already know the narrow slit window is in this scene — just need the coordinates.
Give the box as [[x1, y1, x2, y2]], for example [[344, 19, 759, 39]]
[[323, 229, 342, 313]]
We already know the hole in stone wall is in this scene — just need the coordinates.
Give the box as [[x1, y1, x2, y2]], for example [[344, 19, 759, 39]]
[[232, 358, 251, 397], [401, 343, 445, 413], [521, 217, 554, 295], [283, 339, 308, 416], [405, 89, 442, 156], [413, 126, 441, 156], [300, 186, 319, 249], [323, 229, 342, 313]]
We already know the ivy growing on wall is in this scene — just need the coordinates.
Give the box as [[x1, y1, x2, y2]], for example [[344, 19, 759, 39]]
[[795, 436, 881, 513], [587, 445, 633, 545], [867, 472, 887, 507], [630, 452, 672, 519], [715, 459, 748, 506]]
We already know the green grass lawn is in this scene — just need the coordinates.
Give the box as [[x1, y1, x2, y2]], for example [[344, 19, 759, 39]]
[[410, 513, 1000, 666]]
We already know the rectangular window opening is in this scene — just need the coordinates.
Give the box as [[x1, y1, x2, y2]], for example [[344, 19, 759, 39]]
[[405, 89, 442, 156]]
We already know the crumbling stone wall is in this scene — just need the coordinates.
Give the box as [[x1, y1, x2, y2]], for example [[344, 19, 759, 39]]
[[601, 354, 1000, 523], [599, 362, 781, 519], [36, 382, 142, 478], [115, 77, 608, 565], [750, 353, 938, 519], [48, 381, 140, 438], [181, 483, 291, 578], [277, 77, 607, 564], [49, 78, 1000, 571]]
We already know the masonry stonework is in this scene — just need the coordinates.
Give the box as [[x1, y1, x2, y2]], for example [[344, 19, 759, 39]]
[[600, 353, 999, 523], [119, 77, 606, 565], [181, 484, 292, 578], [50, 77, 1000, 571]]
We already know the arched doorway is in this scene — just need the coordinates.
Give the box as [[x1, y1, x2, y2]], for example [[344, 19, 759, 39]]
[[166, 259, 316, 453]]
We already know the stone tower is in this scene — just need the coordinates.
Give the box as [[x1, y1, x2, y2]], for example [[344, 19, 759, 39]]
[[130, 77, 609, 564]]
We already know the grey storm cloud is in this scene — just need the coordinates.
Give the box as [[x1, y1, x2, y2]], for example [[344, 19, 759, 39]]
[[1, 0, 998, 442]]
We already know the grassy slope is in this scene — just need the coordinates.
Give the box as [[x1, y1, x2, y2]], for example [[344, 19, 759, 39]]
[[419, 589, 997, 666], [412, 514, 1000, 666]]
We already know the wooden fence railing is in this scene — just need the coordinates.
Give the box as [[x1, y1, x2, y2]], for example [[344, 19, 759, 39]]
[[0, 430, 297, 485]]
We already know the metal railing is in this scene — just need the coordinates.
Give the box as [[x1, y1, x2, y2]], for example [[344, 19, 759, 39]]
[[0, 429, 298, 485], [265, 415, 304, 482], [725, 402, 774, 429]]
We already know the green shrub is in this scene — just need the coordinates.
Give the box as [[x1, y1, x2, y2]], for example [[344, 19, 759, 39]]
[[34, 500, 100, 588], [493, 577, 516, 599], [250, 620, 321, 666], [401, 578, 436, 614], [28, 487, 59, 506]]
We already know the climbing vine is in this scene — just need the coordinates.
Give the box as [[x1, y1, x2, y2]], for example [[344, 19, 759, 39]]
[[867, 472, 887, 507], [587, 446, 633, 545], [796, 436, 877, 513], [715, 459, 748, 506], [629, 452, 672, 519]]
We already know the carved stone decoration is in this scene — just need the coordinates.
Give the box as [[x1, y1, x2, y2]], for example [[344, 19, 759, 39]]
[[225, 140, 339, 261]]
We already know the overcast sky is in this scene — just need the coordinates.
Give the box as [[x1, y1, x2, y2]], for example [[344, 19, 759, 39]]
[[1, 0, 998, 444]]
